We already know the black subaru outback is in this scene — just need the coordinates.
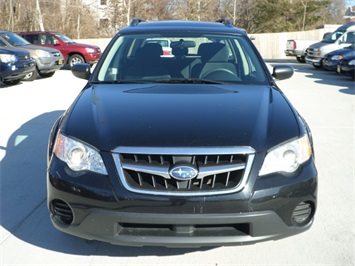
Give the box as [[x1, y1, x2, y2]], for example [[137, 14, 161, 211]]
[[47, 19, 317, 247]]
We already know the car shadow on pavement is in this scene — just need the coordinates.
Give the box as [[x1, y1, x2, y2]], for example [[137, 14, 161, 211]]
[[0, 111, 214, 256]]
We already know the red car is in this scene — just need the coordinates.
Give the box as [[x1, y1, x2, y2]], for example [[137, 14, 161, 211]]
[[18, 31, 101, 68]]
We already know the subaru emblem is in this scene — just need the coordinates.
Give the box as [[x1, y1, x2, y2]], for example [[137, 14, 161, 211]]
[[169, 165, 198, 181]]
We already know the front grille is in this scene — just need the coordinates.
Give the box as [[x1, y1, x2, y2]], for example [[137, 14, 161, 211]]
[[112, 147, 255, 196], [18, 53, 32, 63], [307, 48, 316, 56]]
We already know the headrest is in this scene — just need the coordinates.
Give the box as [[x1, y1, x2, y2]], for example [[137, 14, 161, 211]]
[[172, 47, 188, 57], [136, 43, 163, 62], [198, 43, 229, 63]]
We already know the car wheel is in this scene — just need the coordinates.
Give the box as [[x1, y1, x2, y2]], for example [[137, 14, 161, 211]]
[[39, 72, 55, 78], [3, 79, 21, 86], [296, 57, 306, 63], [22, 68, 38, 81], [68, 54, 85, 68]]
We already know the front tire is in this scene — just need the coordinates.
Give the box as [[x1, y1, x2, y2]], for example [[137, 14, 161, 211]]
[[68, 54, 85, 68], [296, 57, 306, 63]]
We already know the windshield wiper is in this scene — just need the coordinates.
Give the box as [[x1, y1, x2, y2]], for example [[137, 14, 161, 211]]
[[90, 80, 152, 84]]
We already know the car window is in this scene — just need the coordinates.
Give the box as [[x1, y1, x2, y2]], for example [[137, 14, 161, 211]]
[[323, 30, 345, 43], [0, 32, 30, 46], [22, 34, 39, 44], [54, 33, 74, 44], [97, 33, 267, 85]]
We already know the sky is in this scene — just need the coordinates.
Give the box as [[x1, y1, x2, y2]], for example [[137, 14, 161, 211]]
[[347, 0, 355, 7]]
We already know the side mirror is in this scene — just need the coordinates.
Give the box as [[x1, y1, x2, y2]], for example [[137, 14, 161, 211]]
[[72, 63, 91, 80], [272, 65, 294, 80], [54, 39, 61, 46]]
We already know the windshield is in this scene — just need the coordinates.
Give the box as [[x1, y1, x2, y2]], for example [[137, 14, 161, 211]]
[[55, 33, 75, 44], [322, 30, 345, 43], [0, 32, 30, 46], [97, 33, 267, 85]]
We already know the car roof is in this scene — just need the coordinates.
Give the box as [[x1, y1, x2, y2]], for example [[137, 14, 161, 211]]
[[118, 19, 247, 35], [18, 31, 57, 34]]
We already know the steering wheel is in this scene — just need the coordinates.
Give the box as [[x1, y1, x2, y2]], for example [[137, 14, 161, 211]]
[[201, 68, 241, 81]]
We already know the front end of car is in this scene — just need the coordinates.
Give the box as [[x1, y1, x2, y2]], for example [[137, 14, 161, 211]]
[[46, 19, 317, 247], [0, 49, 35, 84]]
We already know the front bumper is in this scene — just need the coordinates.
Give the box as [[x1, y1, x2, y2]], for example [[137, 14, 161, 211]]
[[84, 53, 101, 65], [1, 60, 36, 81], [305, 56, 322, 66], [35, 56, 64, 72], [50, 209, 313, 247], [47, 153, 318, 247], [323, 58, 338, 71]]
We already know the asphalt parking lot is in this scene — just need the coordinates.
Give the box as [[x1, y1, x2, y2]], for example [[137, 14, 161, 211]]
[[0, 62, 354, 265]]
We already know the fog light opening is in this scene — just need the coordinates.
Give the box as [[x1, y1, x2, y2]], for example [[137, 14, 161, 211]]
[[50, 199, 74, 224], [291, 201, 314, 226]]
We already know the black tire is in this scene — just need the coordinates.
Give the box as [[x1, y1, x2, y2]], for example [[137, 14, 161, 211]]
[[3, 79, 21, 86], [39, 71, 55, 78], [296, 57, 306, 63], [22, 68, 38, 81], [68, 54, 85, 68]]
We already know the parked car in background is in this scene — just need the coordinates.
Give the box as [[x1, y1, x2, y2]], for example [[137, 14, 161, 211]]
[[323, 44, 355, 71], [0, 31, 64, 81], [337, 55, 355, 80], [0, 47, 36, 85], [18, 31, 101, 68], [146, 38, 172, 56], [285, 32, 331, 63], [47, 18, 317, 247], [306, 22, 355, 68]]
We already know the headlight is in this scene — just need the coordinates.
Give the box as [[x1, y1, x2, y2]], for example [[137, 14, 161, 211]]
[[35, 50, 51, 57], [349, 59, 355, 66], [85, 47, 95, 53], [331, 55, 343, 61], [0, 54, 17, 63], [259, 134, 312, 176], [53, 132, 108, 175]]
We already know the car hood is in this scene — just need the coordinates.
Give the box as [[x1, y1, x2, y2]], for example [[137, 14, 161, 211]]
[[62, 84, 300, 152], [20, 44, 61, 53], [326, 46, 355, 56], [68, 42, 100, 50]]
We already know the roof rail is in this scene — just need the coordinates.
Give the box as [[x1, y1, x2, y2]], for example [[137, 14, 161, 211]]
[[130, 18, 144, 26], [216, 18, 233, 27]]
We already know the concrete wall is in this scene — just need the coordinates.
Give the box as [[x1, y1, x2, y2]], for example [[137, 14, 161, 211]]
[[74, 25, 341, 60]]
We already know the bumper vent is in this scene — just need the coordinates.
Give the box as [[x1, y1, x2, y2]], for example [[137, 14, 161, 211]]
[[50, 199, 73, 224], [292, 201, 313, 225], [112, 147, 255, 196]]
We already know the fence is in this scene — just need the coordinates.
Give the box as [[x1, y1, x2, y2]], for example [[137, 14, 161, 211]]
[[74, 24, 341, 60]]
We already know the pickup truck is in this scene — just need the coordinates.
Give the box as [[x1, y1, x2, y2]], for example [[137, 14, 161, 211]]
[[285, 32, 331, 63], [306, 22, 355, 68]]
